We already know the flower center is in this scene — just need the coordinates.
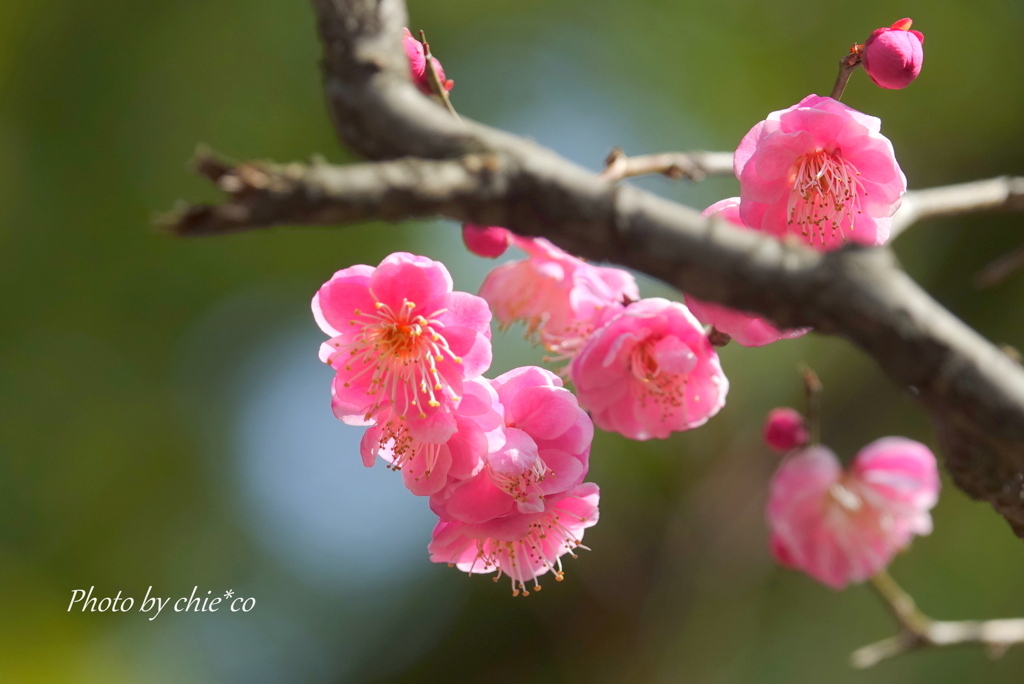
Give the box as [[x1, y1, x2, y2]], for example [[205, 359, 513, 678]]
[[828, 481, 862, 512], [488, 457, 551, 505], [335, 297, 461, 420], [374, 418, 444, 477], [459, 512, 590, 597], [787, 148, 866, 245], [628, 335, 698, 420]]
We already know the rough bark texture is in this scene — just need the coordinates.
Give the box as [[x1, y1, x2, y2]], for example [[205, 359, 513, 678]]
[[169, 0, 1024, 536]]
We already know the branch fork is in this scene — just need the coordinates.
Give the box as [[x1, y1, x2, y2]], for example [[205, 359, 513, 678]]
[[851, 571, 1024, 668]]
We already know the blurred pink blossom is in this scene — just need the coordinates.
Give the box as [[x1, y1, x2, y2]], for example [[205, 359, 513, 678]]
[[429, 483, 600, 596], [479, 237, 638, 364], [684, 198, 811, 346], [862, 19, 924, 90], [402, 27, 453, 95], [313, 252, 492, 443], [735, 94, 907, 249], [767, 438, 940, 589], [762, 407, 809, 452], [570, 298, 728, 440]]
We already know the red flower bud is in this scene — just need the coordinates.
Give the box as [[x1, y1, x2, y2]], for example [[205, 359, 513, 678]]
[[862, 18, 924, 90], [402, 28, 454, 95], [462, 224, 512, 258], [763, 407, 809, 452]]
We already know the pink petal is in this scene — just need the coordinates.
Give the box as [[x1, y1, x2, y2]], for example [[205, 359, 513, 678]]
[[443, 471, 515, 523], [487, 427, 540, 478], [734, 119, 767, 179], [404, 408, 458, 444], [369, 253, 452, 313], [538, 448, 585, 494], [740, 156, 789, 204], [359, 424, 383, 467], [685, 296, 808, 347], [754, 130, 814, 181], [441, 291, 493, 339], [441, 326, 492, 380], [851, 437, 940, 512], [778, 107, 845, 148], [312, 271, 375, 336], [508, 385, 581, 441], [402, 444, 453, 496], [651, 335, 697, 375], [447, 415, 488, 480]]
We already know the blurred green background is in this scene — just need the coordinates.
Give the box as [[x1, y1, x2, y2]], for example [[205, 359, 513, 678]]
[[2, 0, 1024, 682]]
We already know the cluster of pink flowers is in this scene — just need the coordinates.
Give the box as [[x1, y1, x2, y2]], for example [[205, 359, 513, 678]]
[[476, 235, 730, 440], [311, 21, 938, 597], [314, 253, 599, 594]]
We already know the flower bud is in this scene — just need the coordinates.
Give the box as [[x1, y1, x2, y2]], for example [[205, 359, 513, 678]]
[[763, 408, 809, 452], [462, 224, 512, 258], [402, 28, 454, 95], [862, 18, 924, 90]]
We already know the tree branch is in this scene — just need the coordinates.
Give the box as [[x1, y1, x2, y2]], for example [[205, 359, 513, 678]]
[[975, 240, 1024, 288], [164, 150, 509, 235], [850, 571, 1024, 668], [599, 147, 734, 182], [891, 176, 1024, 239], [165, 0, 1024, 537]]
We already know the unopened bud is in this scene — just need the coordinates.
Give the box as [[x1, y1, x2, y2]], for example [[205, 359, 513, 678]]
[[462, 223, 512, 258], [402, 28, 454, 95], [862, 18, 924, 90], [763, 407, 809, 452]]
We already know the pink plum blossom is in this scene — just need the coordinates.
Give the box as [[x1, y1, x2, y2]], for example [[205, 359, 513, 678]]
[[402, 27, 454, 95], [479, 237, 639, 363], [862, 19, 924, 90], [430, 366, 594, 523], [735, 94, 907, 249], [360, 377, 505, 496], [570, 298, 729, 440], [313, 252, 492, 443], [763, 407, 809, 452], [429, 483, 600, 596], [462, 223, 512, 258], [767, 438, 940, 589], [684, 198, 810, 346]]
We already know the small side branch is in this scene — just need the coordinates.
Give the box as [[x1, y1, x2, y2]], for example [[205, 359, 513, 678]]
[[162, 149, 506, 236], [599, 147, 734, 183], [418, 30, 460, 120], [830, 47, 862, 101], [850, 571, 1024, 668], [976, 241, 1024, 288], [891, 176, 1024, 238]]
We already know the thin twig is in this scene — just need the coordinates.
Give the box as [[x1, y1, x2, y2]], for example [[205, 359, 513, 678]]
[[800, 365, 822, 446], [830, 47, 862, 101], [419, 30, 460, 121], [891, 176, 1024, 239], [599, 147, 734, 183], [850, 570, 1024, 669], [975, 240, 1024, 288]]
